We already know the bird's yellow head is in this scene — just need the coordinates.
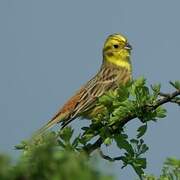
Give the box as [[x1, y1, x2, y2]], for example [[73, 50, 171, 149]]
[[103, 33, 132, 71]]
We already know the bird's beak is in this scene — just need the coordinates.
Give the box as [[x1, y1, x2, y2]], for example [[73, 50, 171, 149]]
[[125, 43, 132, 50]]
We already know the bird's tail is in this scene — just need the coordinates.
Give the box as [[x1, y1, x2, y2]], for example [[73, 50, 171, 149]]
[[34, 112, 68, 138]]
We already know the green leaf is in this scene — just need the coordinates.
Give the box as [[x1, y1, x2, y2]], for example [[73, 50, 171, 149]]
[[151, 83, 161, 99], [59, 127, 73, 142], [81, 127, 89, 131], [174, 80, 180, 89], [135, 86, 150, 105], [170, 80, 180, 90], [117, 85, 129, 102], [15, 140, 28, 150], [137, 124, 147, 139], [121, 155, 146, 179], [132, 166, 144, 180], [134, 157, 147, 169], [57, 139, 65, 148], [14, 142, 26, 150], [72, 136, 80, 148], [140, 144, 149, 154], [165, 157, 180, 167], [112, 106, 128, 118], [99, 90, 117, 106], [115, 134, 134, 155], [130, 77, 146, 97], [82, 133, 94, 142], [130, 139, 139, 145], [156, 106, 167, 118], [134, 77, 146, 87], [152, 83, 161, 92], [104, 137, 112, 145]]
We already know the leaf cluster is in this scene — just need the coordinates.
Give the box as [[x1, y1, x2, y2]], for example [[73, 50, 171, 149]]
[[1, 132, 113, 180], [143, 158, 180, 180], [78, 77, 170, 178], [11, 78, 180, 179]]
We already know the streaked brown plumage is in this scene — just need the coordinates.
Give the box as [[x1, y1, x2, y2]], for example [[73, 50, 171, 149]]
[[37, 33, 132, 134]]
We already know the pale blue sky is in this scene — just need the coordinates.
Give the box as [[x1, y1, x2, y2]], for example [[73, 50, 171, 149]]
[[0, 0, 180, 179]]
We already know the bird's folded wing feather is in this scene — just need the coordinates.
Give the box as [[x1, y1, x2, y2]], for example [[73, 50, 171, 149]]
[[37, 66, 127, 134]]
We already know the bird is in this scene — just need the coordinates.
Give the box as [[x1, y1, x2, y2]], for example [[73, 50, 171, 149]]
[[38, 33, 132, 135]]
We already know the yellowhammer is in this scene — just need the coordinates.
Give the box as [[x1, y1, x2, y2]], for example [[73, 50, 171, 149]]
[[38, 33, 132, 134]]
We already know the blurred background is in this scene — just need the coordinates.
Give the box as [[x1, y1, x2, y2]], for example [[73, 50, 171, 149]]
[[0, 0, 179, 179]]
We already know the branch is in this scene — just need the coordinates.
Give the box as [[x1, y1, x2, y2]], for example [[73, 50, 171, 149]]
[[83, 138, 103, 154], [159, 92, 180, 105], [98, 148, 123, 161], [84, 89, 180, 154], [154, 89, 180, 108]]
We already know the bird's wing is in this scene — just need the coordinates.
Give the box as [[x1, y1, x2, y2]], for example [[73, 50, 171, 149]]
[[37, 66, 125, 134], [61, 66, 119, 124]]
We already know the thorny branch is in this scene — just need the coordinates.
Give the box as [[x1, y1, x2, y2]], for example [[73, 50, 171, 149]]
[[84, 85, 180, 156]]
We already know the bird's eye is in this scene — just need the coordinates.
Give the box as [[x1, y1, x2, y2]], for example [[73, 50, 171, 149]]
[[113, 44, 119, 48]]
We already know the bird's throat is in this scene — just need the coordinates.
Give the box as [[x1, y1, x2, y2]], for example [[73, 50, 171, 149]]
[[104, 55, 132, 72]]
